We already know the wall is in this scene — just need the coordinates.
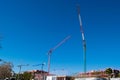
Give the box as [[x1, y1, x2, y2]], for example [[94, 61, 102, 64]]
[[75, 77, 106, 80], [110, 78, 120, 80], [75, 78, 120, 80]]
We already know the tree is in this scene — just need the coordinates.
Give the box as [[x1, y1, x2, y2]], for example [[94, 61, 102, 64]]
[[22, 72, 33, 80], [16, 72, 33, 80], [105, 68, 112, 79], [118, 73, 120, 77], [16, 73, 24, 80], [0, 62, 13, 79], [113, 69, 119, 77]]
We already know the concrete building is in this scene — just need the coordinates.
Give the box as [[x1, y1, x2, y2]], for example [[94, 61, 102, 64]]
[[27, 70, 48, 80], [46, 75, 74, 80], [76, 70, 107, 78]]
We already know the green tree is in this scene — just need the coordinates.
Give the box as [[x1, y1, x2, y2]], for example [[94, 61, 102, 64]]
[[16, 72, 33, 80], [119, 73, 120, 77], [22, 72, 33, 80], [16, 74, 23, 80], [105, 68, 112, 79]]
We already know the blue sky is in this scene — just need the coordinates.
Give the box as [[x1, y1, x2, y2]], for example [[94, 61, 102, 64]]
[[0, 0, 120, 74]]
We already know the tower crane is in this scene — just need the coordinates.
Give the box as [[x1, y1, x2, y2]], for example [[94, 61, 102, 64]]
[[33, 63, 46, 80], [77, 6, 87, 77], [17, 64, 29, 80], [33, 62, 46, 71], [47, 35, 71, 74]]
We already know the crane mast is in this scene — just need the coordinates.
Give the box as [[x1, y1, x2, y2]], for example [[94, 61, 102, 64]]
[[77, 6, 87, 77], [48, 36, 71, 74]]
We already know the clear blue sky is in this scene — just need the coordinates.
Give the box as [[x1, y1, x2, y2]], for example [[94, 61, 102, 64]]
[[0, 0, 120, 74]]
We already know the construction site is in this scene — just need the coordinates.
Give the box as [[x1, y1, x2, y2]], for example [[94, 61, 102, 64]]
[[0, 0, 120, 80]]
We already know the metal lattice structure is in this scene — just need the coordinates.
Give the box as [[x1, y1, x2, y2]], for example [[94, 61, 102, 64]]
[[47, 36, 71, 74]]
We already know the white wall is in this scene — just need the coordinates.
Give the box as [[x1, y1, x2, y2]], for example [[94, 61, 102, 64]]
[[46, 76, 57, 80], [75, 77, 105, 80], [75, 78, 120, 80], [110, 78, 120, 80]]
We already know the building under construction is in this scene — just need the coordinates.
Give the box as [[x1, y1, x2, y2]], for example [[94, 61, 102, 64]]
[[46, 75, 74, 80]]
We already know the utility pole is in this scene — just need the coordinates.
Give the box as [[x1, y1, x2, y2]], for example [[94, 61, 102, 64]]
[[77, 6, 87, 78], [47, 36, 71, 74], [17, 64, 29, 80]]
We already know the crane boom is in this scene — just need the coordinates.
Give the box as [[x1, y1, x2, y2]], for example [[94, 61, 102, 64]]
[[17, 64, 29, 67], [53, 36, 71, 50], [48, 35, 71, 55], [48, 35, 71, 74], [33, 63, 45, 71]]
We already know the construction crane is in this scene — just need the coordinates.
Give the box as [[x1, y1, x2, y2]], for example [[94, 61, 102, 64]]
[[47, 35, 71, 74], [17, 64, 29, 80], [33, 62, 46, 71], [77, 6, 87, 77], [33, 63, 46, 80]]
